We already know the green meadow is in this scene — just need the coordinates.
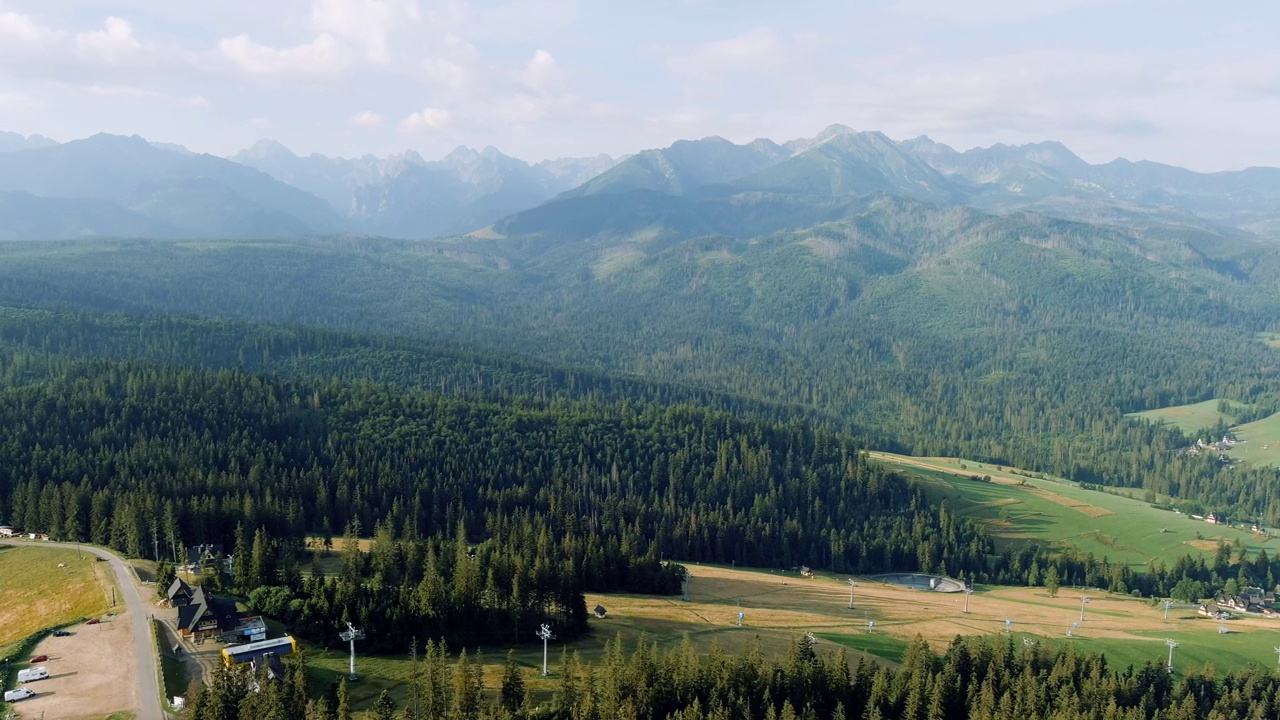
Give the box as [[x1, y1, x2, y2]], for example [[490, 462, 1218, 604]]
[[1226, 412, 1280, 468], [1010, 625, 1280, 676], [869, 453, 1271, 567], [1128, 399, 1239, 435], [1127, 394, 1280, 468]]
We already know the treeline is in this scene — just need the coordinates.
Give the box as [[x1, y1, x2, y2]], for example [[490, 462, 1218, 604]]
[[994, 539, 1275, 602], [232, 518, 676, 649], [0, 306, 829, 431], [192, 633, 1280, 720]]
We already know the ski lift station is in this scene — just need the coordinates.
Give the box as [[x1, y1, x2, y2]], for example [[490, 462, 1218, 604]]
[[221, 635, 299, 668]]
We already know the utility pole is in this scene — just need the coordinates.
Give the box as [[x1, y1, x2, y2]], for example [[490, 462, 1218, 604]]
[[340, 622, 365, 680], [537, 624, 555, 676]]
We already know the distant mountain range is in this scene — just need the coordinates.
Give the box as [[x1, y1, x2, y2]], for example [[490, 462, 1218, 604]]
[[230, 141, 616, 238], [2, 125, 1280, 242]]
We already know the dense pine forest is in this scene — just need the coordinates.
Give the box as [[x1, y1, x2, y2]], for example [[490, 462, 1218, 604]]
[[0, 348, 991, 647], [189, 633, 1280, 720]]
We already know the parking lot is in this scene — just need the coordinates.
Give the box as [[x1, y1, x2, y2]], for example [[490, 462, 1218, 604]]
[[10, 614, 138, 719]]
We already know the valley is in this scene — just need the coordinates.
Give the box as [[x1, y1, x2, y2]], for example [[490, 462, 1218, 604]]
[[4, 125, 1280, 718]]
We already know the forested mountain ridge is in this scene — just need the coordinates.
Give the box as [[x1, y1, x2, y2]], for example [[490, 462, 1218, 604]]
[[4, 183, 1280, 521], [527, 124, 1280, 240], [0, 134, 345, 238]]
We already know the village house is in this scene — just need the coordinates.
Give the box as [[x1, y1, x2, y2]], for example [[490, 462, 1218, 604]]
[[176, 586, 240, 642], [1216, 594, 1249, 612], [185, 543, 225, 571], [0, 526, 15, 537], [166, 577, 195, 607], [1198, 602, 1231, 620]]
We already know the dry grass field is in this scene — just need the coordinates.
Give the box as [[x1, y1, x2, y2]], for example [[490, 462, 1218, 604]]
[[309, 561, 1277, 713], [0, 545, 113, 658]]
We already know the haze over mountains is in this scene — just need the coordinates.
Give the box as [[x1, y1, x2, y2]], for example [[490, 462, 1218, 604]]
[[2, 124, 1280, 243]]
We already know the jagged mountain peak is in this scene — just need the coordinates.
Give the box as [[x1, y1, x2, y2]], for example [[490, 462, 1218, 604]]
[[237, 139, 296, 160]]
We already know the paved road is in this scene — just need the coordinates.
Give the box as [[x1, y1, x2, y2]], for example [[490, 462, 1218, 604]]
[[1, 539, 166, 720]]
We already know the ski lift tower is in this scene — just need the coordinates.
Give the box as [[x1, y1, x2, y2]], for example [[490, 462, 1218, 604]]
[[1078, 596, 1091, 623], [1165, 638, 1178, 674], [847, 579, 857, 609], [340, 622, 365, 680], [537, 624, 555, 676], [963, 587, 973, 614]]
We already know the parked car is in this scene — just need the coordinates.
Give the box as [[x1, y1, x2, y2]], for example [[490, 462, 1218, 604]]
[[86, 618, 100, 625], [53, 629, 70, 637], [30, 654, 47, 663], [17, 667, 48, 682], [4, 687, 35, 702]]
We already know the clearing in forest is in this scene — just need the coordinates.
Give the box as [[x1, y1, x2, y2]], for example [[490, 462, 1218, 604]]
[[304, 563, 1280, 712], [867, 452, 1270, 567], [1128, 399, 1239, 435], [1225, 412, 1280, 468]]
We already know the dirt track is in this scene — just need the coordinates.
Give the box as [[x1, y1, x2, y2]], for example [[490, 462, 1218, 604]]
[[15, 614, 138, 720]]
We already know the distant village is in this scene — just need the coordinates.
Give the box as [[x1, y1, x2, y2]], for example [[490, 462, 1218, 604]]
[[1179, 432, 1244, 465], [1199, 586, 1279, 620]]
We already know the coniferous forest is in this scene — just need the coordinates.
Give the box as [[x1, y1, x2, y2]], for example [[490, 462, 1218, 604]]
[[5, 192, 1280, 718]]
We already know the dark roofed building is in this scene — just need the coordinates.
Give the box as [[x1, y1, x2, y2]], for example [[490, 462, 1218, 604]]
[[177, 586, 240, 642], [167, 577, 194, 607], [594, 604, 607, 618], [185, 543, 225, 570]]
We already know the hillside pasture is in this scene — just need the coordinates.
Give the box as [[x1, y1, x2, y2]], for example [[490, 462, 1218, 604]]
[[0, 544, 112, 658], [868, 452, 1271, 567], [306, 563, 1280, 713], [1225, 412, 1280, 468], [1256, 331, 1280, 349], [1127, 399, 1238, 435]]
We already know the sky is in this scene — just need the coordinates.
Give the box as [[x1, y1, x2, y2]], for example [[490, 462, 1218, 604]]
[[0, 0, 1277, 171]]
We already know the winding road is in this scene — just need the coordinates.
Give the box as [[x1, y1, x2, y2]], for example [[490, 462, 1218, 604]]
[[1, 539, 166, 720]]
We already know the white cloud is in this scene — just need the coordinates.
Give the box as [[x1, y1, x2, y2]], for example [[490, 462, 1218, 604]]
[[218, 33, 353, 82], [74, 16, 142, 64], [892, 0, 1119, 25], [0, 91, 37, 109], [517, 49, 563, 92], [668, 27, 783, 78], [399, 106, 451, 132], [421, 34, 481, 95], [84, 85, 211, 108], [309, 0, 419, 65], [0, 10, 63, 51], [350, 111, 385, 127]]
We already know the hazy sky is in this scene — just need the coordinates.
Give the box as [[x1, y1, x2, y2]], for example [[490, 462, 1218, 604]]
[[1, 1, 1276, 170]]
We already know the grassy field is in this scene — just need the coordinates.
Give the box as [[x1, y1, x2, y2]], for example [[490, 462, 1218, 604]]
[[1223, 412, 1280, 468], [1127, 399, 1240, 435], [868, 452, 1272, 567], [0, 544, 113, 658], [305, 562, 1280, 714], [1128, 396, 1280, 468], [1256, 331, 1280, 349]]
